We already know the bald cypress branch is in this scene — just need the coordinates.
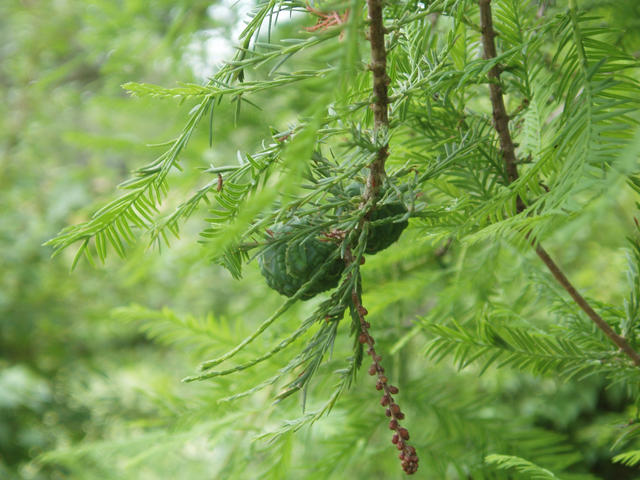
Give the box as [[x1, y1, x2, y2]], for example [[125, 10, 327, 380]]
[[479, 0, 640, 367]]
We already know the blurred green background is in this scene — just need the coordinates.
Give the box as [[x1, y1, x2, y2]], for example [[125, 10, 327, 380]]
[[2, 1, 640, 479], [0, 1, 267, 477]]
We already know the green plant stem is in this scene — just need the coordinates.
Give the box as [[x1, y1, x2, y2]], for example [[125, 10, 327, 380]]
[[478, 0, 640, 367]]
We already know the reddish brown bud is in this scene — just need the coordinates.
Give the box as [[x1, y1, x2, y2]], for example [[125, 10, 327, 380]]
[[389, 385, 399, 394], [380, 375, 388, 383], [363, 321, 371, 328], [396, 412, 405, 420], [396, 439, 405, 450], [359, 256, 366, 265], [358, 332, 368, 344], [368, 364, 377, 376], [410, 455, 419, 462], [399, 428, 410, 440], [391, 403, 401, 414], [378, 366, 385, 373], [388, 419, 398, 430], [399, 452, 406, 461], [375, 380, 383, 391], [381, 395, 390, 406], [357, 306, 368, 316], [407, 446, 416, 455], [375, 355, 382, 362], [391, 434, 399, 444], [385, 408, 392, 417]]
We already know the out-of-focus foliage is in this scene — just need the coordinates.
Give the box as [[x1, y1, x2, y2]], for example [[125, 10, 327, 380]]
[[0, 0, 268, 478], [3, 0, 640, 479]]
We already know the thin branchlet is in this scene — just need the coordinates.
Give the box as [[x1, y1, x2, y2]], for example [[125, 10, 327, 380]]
[[535, 245, 640, 366], [363, 0, 390, 206], [478, 0, 525, 213]]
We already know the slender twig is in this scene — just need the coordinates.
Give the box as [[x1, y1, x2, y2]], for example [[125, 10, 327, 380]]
[[478, 0, 526, 213], [363, 0, 390, 205], [434, 237, 454, 258], [568, 0, 589, 72], [478, 0, 640, 367], [535, 246, 640, 366], [345, 247, 419, 474]]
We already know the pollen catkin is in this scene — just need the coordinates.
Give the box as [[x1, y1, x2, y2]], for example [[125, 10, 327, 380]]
[[348, 249, 419, 475]]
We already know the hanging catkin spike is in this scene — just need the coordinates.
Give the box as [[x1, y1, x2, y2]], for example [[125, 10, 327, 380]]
[[346, 247, 419, 475], [357, 0, 418, 473]]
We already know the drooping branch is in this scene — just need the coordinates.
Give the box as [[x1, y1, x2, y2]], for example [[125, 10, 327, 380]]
[[478, 0, 640, 367], [341, 4, 418, 473]]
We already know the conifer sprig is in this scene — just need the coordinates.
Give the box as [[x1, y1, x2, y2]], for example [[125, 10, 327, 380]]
[[44, 0, 342, 268]]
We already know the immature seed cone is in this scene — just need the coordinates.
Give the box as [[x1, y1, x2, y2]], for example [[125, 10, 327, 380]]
[[258, 220, 344, 300], [339, 182, 409, 255]]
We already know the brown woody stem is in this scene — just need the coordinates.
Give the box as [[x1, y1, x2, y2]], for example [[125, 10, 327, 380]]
[[478, 0, 526, 213], [345, 3, 419, 473], [536, 245, 640, 366], [364, 0, 390, 205], [478, 0, 640, 366]]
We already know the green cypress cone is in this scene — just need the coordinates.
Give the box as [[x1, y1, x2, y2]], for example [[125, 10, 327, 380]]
[[342, 183, 409, 255], [258, 221, 344, 300], [366, 202, 409, 254]]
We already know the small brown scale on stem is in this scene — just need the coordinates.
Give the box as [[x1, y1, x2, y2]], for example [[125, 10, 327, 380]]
[[346, 248, 419, 474]]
